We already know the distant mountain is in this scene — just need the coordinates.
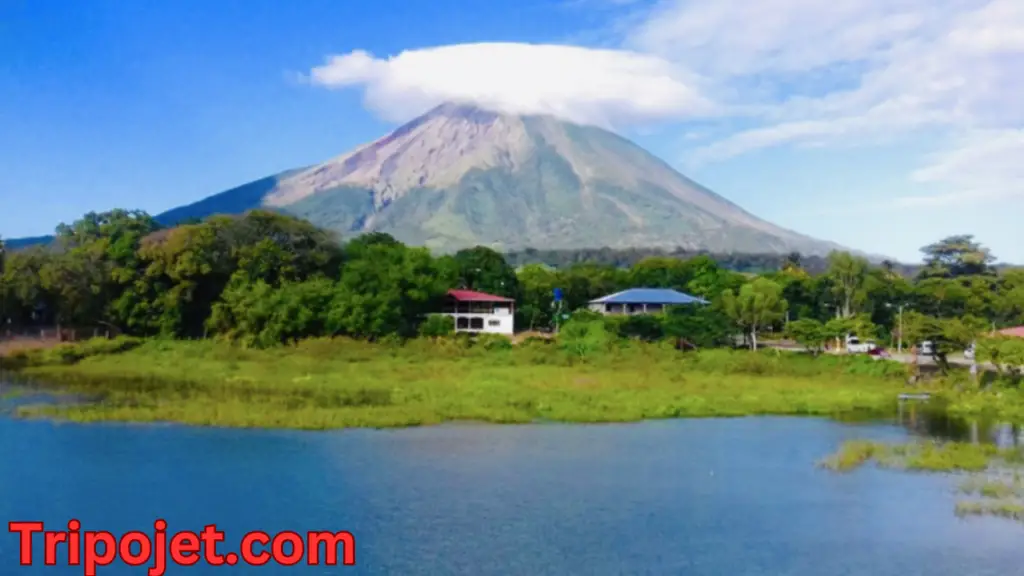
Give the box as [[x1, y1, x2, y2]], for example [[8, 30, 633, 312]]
[[4, 102, 852, 256]]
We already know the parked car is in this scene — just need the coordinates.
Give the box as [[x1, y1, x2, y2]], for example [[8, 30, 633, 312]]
[[917, 341, 935, 356], [845, 335, 877, 354]]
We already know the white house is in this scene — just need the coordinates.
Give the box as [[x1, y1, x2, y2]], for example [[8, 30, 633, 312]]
[[588, 288, 708, 315], [441, 289, 515, 335]]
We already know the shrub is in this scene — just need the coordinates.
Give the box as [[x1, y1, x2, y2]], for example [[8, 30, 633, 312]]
[[558, 316, 612, 360], [613, 315, 665, 341], [418, 314, 455, 338], [661, 306, 734, 348], [474, 333, 513, 350]]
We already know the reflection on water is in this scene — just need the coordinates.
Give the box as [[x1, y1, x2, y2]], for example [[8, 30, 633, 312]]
[[896, 402, 1022, 447], [0, 378, 89, 416]]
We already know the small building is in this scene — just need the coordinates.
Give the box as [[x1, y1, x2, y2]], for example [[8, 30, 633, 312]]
[[441, 289, 515, 335], [588, 288, 708, 316]]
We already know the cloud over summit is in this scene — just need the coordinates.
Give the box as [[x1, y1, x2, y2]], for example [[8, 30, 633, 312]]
[[307, 0, 1023, 209], [308, 42, 715, 128]]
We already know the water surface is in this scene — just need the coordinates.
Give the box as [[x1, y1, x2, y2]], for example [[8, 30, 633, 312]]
[[1, 393, 1022, 575]]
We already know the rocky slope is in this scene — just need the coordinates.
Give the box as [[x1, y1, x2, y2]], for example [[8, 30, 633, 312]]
[[6, 102, 850, 256]]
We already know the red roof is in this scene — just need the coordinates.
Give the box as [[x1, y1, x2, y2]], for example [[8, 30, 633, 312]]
[[447, 289, 514, 302], [998, 326, 1024, 338]]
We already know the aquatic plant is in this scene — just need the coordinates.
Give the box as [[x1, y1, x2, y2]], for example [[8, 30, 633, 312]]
[[820, 440, 1022, 473], [954, 501, 1024, 524]]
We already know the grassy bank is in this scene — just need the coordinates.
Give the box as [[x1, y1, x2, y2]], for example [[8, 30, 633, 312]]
[[3, 336, 927, 429], [7, 335, 1023, 430]]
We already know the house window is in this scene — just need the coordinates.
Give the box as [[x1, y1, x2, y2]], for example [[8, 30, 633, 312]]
[[456, 317, 469, 329], [488, 319, 500, 327], [647, 304, 663, 312], [470, 317, 484, 330]]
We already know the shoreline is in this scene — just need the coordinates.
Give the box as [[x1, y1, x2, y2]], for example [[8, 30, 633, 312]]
[[5, 336, 1023, 430]]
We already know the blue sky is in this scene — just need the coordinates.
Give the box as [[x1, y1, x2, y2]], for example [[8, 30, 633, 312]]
[[2, 0, 1021, 263]]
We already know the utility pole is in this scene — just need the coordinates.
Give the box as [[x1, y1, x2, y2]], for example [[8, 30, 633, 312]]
[[886, 302, 906, 353], [897, 304, 904, 354]]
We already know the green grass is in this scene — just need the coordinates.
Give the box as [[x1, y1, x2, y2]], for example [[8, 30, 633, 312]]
[[9, 336, 921, 430]]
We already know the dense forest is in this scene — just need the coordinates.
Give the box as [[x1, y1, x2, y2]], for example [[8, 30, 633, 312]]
[[1, 209, 1022, 369], [504, 247, 908, 277]]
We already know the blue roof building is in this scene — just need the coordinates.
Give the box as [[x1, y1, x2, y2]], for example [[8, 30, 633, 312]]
[[588, 288, 708, 315]]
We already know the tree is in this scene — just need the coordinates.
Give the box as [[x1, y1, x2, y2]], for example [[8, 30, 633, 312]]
[[661, 305, 734, 349], [629, 256, 691, 289], [559, 263, 629, 311], [826, 251, 868, 318], [913, 277, 969, 318], [976, 336, 1024, 378], [684, 255, 744, 299], [207, 278, 335, 347], [992, 272, 1024, 327], [325, 243, 455, 339], [784, 318, 828, 354], [902, 311, 987, 373], [452, 246, 519, 298], [782, 251, 802, 271], [0, 247, 56, 327], [720, 278, 788, 350], [918, 235, 995, 278], [515, 264, 560, 331]]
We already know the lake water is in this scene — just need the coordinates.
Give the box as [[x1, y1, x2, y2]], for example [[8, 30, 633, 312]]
[[1, 391, 1023, 575]]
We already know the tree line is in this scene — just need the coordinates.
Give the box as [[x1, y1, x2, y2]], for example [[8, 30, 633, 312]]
[[504, 247, 921, 277], [1, 209, 1022, 369]]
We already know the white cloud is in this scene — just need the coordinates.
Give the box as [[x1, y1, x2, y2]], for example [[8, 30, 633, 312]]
[[628, 0, 938, 78], [307, 43, 716, 128], [622, 0, 1023, 215], [635, 0, 1024, 161], [894, 129, 1024, 206]]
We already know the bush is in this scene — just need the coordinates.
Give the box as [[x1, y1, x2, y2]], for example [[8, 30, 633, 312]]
[[474, 333, 513, 350], [785, 318, 827, 352], [558, 316, 612, 360], [418, 314, 455, 338], [661, 306, 734, 348], [613, 315, 665, 341]]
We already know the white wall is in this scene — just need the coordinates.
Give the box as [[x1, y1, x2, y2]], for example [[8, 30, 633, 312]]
[[446, 313, 515, 335]]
